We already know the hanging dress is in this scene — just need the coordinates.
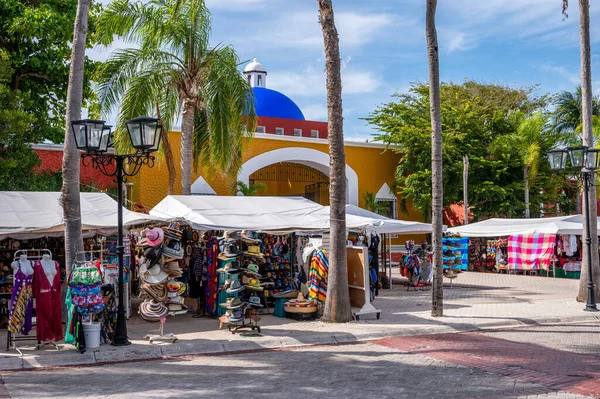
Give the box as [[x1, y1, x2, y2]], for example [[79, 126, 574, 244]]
[[8, 266, 34, 335], [33, 261, 64, 342]]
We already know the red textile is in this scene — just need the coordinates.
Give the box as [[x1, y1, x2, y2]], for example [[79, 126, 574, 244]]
[[33, 261, 64, 342]]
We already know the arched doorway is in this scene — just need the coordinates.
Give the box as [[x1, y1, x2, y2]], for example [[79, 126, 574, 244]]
[[249, 162, 330, 205], [237, 147, 359, 205]]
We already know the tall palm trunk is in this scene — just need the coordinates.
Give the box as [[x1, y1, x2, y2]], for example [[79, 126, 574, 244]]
[[180, 101, 195, 195], [577, 0, 600, 302], [427, 0, 444, 317], [318, 0, 352, 323], [61, 0, 91, 275], [524, 166, 530, 218]]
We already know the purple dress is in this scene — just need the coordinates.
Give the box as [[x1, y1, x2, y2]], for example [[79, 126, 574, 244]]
[[8, 267, 34, 335]]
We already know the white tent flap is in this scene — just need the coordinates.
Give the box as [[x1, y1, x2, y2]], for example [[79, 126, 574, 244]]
[[0, 191, 160, 240], [447, 215, 593, 237]]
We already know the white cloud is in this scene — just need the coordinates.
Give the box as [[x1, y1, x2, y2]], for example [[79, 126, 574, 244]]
[[268, 65, 381, 97], [252, 11, 394, 50], [540, 64, 579, 86], [301, 104, 328, 121], [440, 29, 478, 53], [205, 0, 269, 10]]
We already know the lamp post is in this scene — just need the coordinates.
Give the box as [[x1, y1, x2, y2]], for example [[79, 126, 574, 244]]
[[548, 146, 599, 312], [71, 117, 162, 345]]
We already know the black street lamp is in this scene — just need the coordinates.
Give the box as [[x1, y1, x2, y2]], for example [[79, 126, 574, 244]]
[[548, 146, 599, 312], [71, 117, 162, 345]]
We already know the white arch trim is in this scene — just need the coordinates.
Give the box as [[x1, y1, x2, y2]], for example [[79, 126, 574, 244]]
[[238, 147, 359, 205]]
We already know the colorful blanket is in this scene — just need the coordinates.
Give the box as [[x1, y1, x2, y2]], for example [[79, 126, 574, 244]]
[[307, 250, 328, 303], [507, 234, 556, 271]]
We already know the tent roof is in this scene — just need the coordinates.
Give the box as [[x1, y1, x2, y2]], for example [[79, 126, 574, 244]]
[[0, 191, 159, 239], [343, 204, 437, 234], [446, 215, 590, 237], [150, 195, 377, 233]]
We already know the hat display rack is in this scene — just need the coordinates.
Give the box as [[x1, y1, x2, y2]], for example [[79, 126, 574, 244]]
[[216, 232, 269, 335], [137, 223, 187, 343]]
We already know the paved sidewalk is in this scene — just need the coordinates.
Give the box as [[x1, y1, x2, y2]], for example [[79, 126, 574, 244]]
[[1, 272, 598, 371], [1, 338, 596, 399]]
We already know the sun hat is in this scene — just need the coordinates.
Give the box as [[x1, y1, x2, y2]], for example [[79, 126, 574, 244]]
[[145, 228, 164, 247], [218, 244, 241, 260], [163, 227, 183, 241], [136, 237, 149, 248], [219, 297, 243, 309], [247, 296, 263, 308], [143, 246, 163, 265], [220, 278, 234, 291], [226, 280, 246, 294], [228, 308, 244, 323], [217, 262, 242, 274], [141, 264, 169, 285], [244, 245, 264, 258], [241, 231, 260, 244], [246, 263, 260, 274], [167, 280, 182, 293], [163, 244, 184, 260], [139, 300, 169, 322], [246, 278, 263, 291], [140, 283, 168, 302], [219, 231, 242, 242]]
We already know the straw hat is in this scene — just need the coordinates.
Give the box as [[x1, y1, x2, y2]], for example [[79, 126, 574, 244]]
[[139, 300, 168, 322], [219, 297, 243, 309], [244, 245, 264, 258]]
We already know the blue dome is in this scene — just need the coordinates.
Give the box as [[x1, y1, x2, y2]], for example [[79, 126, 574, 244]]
[[252, 87, 305, 120]]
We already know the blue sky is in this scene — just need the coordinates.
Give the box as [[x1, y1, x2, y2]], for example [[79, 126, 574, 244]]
[[91, 0, 600, 142]]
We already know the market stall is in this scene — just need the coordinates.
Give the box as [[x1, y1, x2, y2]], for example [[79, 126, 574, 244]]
[[447, 215, 598, 276], [0, 191, 161, 348]]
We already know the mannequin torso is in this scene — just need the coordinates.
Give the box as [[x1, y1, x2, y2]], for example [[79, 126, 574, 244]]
[[11, 255, 34, 276], [40, 254, 56, 287]]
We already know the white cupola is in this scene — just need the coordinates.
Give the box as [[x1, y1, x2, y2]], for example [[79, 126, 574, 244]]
[[244, 58, 267, 88]]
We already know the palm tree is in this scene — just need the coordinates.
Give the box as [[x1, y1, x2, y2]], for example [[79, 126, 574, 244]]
[[569, 0, 600, 303], [61, 0, 92, 275], [552, 87, 600, 142], [236, 181, 266, 196], [491, 111, 549, 218], [317, 0, 352, 323], [426, 0, 444, 317], [95, 0, 256, 194]]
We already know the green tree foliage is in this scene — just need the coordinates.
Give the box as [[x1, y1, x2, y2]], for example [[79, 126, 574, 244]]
[[94, 0, 257, 194], [365, 81, 561, 221], [0, 0, 101, 143], [362, 192, 389, 216], [236, 181, 266, 196], [551, 87, 600, 144]]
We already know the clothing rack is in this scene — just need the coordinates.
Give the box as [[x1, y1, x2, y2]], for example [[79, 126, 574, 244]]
[[7, 248, 59, 354]]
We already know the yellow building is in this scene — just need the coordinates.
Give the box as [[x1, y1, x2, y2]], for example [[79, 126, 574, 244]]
[[130, 58, 425, 231]]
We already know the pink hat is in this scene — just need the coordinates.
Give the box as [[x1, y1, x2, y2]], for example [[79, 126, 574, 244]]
[[146, 228, 164, 247]]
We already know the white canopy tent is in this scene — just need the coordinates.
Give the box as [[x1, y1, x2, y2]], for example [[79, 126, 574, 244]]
[[343, 204, 437, 234], [150, 196, 436, 235], [149, 195, 378, 233], [446, 214, 596, 237], [0, 191, 160, 240]]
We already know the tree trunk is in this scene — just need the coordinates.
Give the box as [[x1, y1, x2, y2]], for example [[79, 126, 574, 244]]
[[318, 0, 352, 323], [463, 155, 468, 224], [427, 0, 444, 317], [524, 166, 530, 218], [61, 0, 91, 275], [576, 188, 582, 214], [156, 105, 176, 195], [180, 101, 195, 195], [577, 0, 600, 302]]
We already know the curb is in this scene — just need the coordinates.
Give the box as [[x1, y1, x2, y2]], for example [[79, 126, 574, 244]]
[[1, 314, 598, 373]]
